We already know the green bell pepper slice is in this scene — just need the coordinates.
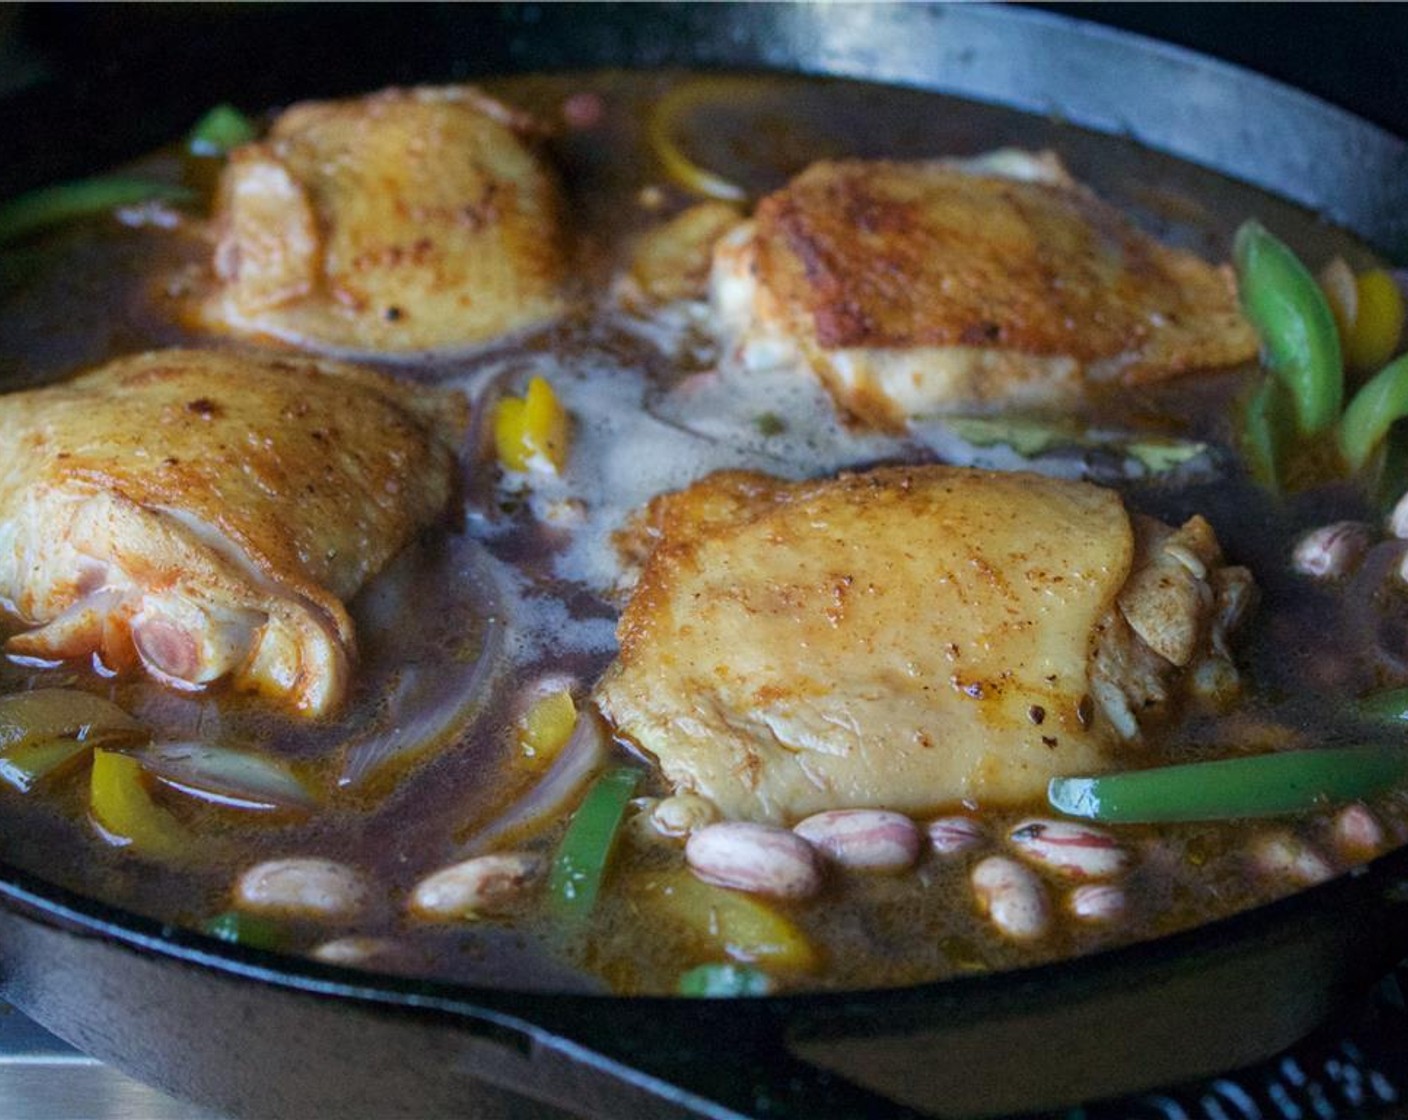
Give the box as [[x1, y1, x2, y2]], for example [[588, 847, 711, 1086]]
[[547, 766, 641, 925], [1240, 374, 1295, 489], [1233, 220, 1344, 436], [1339, 352, 1408, 472], [1355, 687, 1408, 725], [1049, 745, 1408, 823], [0, 178, 195, 245], [677, 962, 774, 997], [188, 103, 257, 157], [202, 910, 286, 951]]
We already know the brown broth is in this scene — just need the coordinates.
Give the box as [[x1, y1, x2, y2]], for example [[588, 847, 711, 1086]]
[[0, 70, 1403, 996]]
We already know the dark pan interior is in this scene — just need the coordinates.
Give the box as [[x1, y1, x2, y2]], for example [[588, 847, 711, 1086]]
[[1, 5, 1407, 1118]]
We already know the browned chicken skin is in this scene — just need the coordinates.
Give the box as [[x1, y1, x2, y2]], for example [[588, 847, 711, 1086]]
[[711, 151, 1257, 426], [0, 349, 467, 716], [205, 85, 566, 354], [595, 465, 1253, 824]]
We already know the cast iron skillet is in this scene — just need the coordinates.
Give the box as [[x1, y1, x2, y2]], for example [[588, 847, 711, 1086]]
[[2, 5, 1408, 1117]]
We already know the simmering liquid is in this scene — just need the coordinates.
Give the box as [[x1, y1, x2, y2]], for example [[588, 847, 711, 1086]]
[[0, 71, 1401, 995]]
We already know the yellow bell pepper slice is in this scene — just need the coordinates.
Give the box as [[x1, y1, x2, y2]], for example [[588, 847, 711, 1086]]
[[90, 749, 192, 860], [0, 688, 143, 751], [637, 868, 818, 971], [518, 689, 577, 764], [1320, 260, 1405, 375], [494, 377, 571, 474], [647, 79, 749, 203], [0, 738, 91, 793], [1347, 269, 1405, 374]]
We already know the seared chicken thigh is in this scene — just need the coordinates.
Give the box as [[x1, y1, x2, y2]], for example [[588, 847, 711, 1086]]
[[205, 85, 566, 354], [595, 466, 1252, 824], [0, 349, 466, 715], [711, 151, 1257, 426]]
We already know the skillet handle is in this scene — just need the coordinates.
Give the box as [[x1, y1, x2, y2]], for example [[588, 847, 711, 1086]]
[[574, 1029, 927, 1120], [594, 1036, 923, 1115]]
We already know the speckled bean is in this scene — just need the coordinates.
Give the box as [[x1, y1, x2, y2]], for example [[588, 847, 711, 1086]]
[[1008, 819, 1130, 880], [312, 937, 392, 966], [236, 857, 369, 920], [925, 815, 985, 855], [1250, 831, 1335, 886], [409, 852, 544, 920], [793, 809, 921, 871], [686, 821, 823, 900], [971, 856, 1051, 941], [1292, 521, 1374, 579], [1331, 803, 1385, 862], [1068, 884, 1127, 923]]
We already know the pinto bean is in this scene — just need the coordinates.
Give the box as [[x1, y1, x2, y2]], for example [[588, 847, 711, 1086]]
[[793, 809, 921, 871], [925, 815, 986, 856], [1008, 819, 1130, 880], [1068, 883, 1127, 922], [1331, 803, 1385, 862], [312, 937, 392, 966], [686, 822, 823, 900], [1292, 521, 1374, 580], [561, 91, 605, 131], [236, 857, 370, 920], [971, 856, 1051, 941], [1249, 831, 1335, 886], [409, 852, 544, 920]]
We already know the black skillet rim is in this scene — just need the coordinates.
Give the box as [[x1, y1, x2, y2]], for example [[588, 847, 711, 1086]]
[[2, 3, 1408, 1114]]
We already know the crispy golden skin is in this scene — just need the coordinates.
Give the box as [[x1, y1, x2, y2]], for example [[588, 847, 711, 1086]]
[[711, 152, 1257, 426], [205, 85, 566, 354], [595, 465, 1251, 823], [0, 349, 466, 715]]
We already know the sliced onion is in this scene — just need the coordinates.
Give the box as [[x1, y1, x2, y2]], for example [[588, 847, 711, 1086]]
[[134, 741, 314, 811], [460, 707, 609, 855], [1320, 256, 1358, 341], [647, 80, 749, 203], [1347, 539, 1408, 675], [124, 688, 226, 745], [338, 539, 510, 789]]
